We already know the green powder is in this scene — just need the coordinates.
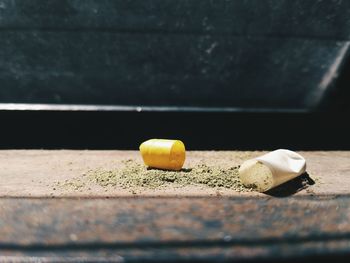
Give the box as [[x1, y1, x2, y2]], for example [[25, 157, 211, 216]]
[[86, 159, 252, 192], [55, 178, 86, 191]]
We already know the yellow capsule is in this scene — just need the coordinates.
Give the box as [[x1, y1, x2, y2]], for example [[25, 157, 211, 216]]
[[139, 139, 186, 171]]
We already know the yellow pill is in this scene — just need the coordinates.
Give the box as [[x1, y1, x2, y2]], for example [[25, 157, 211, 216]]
[[139, 139, 186, 171]]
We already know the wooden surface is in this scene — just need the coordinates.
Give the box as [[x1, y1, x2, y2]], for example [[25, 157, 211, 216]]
[[1, 150, 350, 262], [0, 150, 349, 197]]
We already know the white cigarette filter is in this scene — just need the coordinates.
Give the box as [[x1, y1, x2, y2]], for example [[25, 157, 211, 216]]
[[239, 149, 306, 192]]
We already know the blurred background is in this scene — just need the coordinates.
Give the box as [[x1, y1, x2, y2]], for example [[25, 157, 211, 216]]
[[0, 0, 349, 150]]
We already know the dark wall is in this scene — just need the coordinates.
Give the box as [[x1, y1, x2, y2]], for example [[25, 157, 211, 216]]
[[0, 0, 349, 149], [1, 0, 350, 111]]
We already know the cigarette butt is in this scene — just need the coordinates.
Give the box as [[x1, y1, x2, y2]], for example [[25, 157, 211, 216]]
[[239, 149, 306, 192], [239, 159, 274, 192], [139, 139, 186, 170]]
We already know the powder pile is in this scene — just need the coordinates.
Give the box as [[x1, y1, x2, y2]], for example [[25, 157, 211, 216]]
[[86, 159, 252, 192]]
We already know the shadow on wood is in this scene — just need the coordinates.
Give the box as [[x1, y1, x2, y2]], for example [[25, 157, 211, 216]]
[[264, 172, 315, 198]]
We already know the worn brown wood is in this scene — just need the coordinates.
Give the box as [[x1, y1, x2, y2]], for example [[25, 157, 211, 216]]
[[0, 150, 349, 197], [0, 150, 350, 262], [1, 196, 350, 262]]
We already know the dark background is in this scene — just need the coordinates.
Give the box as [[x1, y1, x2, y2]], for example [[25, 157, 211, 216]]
[[0, 0, 349, 150], [1, 110, 349, 150]]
